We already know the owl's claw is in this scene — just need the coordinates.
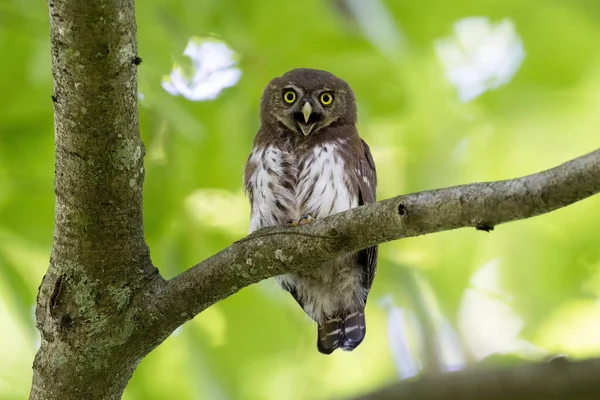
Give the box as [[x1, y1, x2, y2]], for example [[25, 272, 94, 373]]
[[286, 214, 314, 227], [298, 214, 314, 225]]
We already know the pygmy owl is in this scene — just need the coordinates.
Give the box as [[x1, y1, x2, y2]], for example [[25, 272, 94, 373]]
[[244, 68, 378, 354]]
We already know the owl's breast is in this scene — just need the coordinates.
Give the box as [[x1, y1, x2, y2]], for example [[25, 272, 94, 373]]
[[247, 142, 357, 232], [296, 142, 357, 219]]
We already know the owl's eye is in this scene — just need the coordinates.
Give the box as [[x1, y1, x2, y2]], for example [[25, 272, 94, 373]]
[[319, 92, 334, 105], [283, 90, 297, 104]]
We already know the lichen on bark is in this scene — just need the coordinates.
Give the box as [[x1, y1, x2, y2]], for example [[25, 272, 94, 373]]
[[31, 0, 157, 399]]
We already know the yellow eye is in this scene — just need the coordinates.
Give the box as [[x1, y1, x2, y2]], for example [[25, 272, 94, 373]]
[[320, 92, 334, 105], [283, 90, 296, 104]]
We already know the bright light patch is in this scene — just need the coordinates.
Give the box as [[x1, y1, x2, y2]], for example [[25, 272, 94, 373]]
[[162, 38, 241, 101], [412, 274, 467, 372], [172, 326, 183, 336], [435, 17, 525, 102], [470, 257, 509, 298], [379, 296, 422, 379], [344, 0, 405, 56], [458, 288, 524, 360], [435, 318, 466, 372], [458, 259, 545, 360]]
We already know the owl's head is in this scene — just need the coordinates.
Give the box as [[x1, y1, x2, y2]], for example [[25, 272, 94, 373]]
[[260, 68, 356, 136]]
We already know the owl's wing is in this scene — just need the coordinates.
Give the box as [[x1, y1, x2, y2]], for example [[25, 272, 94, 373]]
[[244, 148, 263, 234], [357, 139, 377, 203], [356, 139, 378, 295], [243, 152, 255, 207]]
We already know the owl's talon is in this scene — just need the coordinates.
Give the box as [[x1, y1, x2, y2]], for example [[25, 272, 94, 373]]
[[286, 215, 314, 227], [298, 214, 314, 225], [286, 219, 300, 227]]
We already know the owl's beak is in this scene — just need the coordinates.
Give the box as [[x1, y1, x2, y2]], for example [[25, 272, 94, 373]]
[[299, 101, 316, 136], [299, 123, 316, 136], [301, 101, 312, 123], [294, 101, 319, 136]]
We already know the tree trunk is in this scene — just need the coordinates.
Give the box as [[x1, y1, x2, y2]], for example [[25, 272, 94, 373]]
[[30, 0, 157, 398]]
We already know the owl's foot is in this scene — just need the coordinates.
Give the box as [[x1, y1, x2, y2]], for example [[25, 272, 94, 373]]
[[286, 214, 314, 227], [298, 214, 314, 225]]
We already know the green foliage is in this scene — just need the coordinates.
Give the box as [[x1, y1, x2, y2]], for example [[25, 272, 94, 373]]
[[1, 0, 600, 398]]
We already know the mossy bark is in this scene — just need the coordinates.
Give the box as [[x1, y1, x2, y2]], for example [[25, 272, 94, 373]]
[[30, 1, 160, 398]]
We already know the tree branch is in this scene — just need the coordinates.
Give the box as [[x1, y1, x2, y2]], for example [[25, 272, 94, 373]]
[[351, 358, 600, 400], [151, 148, 600, 336]]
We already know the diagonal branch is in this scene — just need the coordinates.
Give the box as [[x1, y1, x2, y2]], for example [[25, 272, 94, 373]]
[[150, 148, 600, 336]]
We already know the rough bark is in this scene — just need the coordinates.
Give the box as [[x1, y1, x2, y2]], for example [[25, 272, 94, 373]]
[[352, 358, 600, 400], [31, 0, 159, 399], [31, 0, 600, 398]]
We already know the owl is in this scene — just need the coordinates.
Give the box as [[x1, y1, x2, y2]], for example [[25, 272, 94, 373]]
[[244, 68, 378, 354]]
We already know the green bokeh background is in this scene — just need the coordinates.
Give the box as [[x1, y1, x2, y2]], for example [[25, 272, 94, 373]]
[[2, 0, 600, 399]]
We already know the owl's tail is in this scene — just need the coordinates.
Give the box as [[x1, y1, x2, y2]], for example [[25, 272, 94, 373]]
[[317, 310, 366, 354]]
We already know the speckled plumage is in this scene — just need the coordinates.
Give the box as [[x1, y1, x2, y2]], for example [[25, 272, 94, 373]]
[[244, 68, 377, 354]]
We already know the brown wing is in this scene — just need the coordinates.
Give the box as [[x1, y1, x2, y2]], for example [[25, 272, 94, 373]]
[[243, 151, 256, 207], [356, 139, 378, 296]]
